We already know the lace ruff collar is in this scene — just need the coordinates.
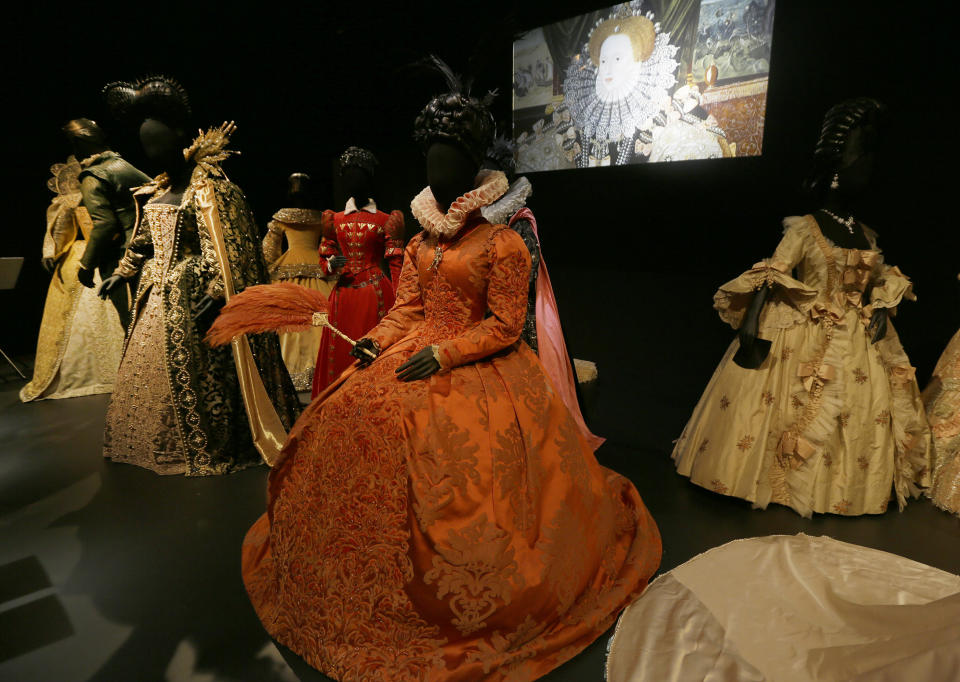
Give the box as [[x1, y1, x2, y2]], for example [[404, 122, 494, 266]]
[[480, 176, 532, 225], [410, 170, 509, 238]]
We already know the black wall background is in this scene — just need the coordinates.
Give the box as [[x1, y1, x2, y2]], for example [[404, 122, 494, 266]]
[[3, 0, 956, 383]]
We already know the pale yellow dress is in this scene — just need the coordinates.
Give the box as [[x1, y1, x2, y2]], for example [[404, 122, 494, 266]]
[[924, 316, 960, 515], [20, 158, 123, 402], [673, 216, 933, 516], [262, 208, 335, 391]]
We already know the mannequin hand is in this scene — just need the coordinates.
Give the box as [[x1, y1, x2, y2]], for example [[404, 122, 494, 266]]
[[350, 338, 381, 367], [41, 257, 56, 273], [396, 346, 441, 382], [192, 294, 223, 321], [77, 265, 95, 289], [737, 315, 761, 349], [329, 255, 347, 271], [867, 308, 888, 344], [97, 275, 124, 299]]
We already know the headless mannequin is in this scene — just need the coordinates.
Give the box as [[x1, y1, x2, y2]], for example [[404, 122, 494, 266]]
[[287, 173, 314, 209], [737, 123, 888, 369], [351, 142, 478, 380]]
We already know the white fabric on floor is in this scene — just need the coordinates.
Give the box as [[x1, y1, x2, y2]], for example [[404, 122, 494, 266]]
[[606, 534, 960, 682]]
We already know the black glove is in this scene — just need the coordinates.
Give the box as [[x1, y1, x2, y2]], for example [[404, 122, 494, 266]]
[[192, 294, 225, 335], [77, 265, 95, 289], [350, 338, 380, 367], [329, 255, 347, 270], [41, 257, 56, 273], [97, 275, 124, 299], [396, 346, 441, 382], [867, 308, 888, 344]]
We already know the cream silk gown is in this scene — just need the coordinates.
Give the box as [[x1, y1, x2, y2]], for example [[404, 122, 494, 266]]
[[673, 216, 933, 516]]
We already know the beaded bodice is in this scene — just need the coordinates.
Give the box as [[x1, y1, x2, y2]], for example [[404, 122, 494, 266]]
[[144, 204, 183, 280], [334, 212, 389, 276]]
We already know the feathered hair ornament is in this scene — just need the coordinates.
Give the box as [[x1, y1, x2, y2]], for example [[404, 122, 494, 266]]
[[205, 282, 376, 358], [185, 121, 240, 177], [413, 55, 498, 166]]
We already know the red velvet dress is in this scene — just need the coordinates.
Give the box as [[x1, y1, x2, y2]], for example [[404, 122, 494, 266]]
[[310, 205, 404, 397]]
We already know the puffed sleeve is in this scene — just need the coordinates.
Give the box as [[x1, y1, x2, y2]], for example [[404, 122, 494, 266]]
[[384, 210, 405, 288], [434, 227, 530, 370], [317, 210, 339, 276], [713, 218, 818, 335], [364, 235, 425, 350], [869, 262, 916, 312]]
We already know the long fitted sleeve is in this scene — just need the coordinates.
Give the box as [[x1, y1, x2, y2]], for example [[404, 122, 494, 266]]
[[79, 175, 122, 271], [262, 221, 284, 265], [112, 210, 154, 279], [435, 228, 530, 370]]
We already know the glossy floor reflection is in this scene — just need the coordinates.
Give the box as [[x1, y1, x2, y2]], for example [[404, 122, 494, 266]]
[[1, 268, 958, 681]]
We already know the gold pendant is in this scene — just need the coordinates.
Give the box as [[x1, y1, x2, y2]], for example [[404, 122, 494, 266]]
[[430, 245, 443, 270]]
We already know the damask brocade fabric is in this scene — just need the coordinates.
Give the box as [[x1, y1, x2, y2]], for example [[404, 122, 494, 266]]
[[673, 216, 933, 516], [103, 176, 301, 476], [242, 216, 661, 681], [924, 329, 960, 514]]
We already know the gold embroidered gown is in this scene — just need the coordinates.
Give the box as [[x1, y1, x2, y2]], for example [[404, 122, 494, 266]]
[[21, 158, 123, 402], [262, 208, 335, 391], [924, 318, 960, 515], [673, 216, 933, 516]]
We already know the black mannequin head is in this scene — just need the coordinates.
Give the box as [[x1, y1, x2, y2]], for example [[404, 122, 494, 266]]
[[63, 118, 109, 160], [341, 166, 373, 205], [809, 97, 885, 202], [414, 57, 497, 210], [139, 118, 189, 175], [338, 146, 378, 206], [286, 172, 314, 209], [427, 142, 478, 210], [104, 76, 192, 178]]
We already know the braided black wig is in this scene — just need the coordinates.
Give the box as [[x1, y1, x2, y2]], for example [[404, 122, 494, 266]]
[[102, 75, 192, 128], [338, 146, 378, 177], [808, 97, 885, 191], [413, 56, 497, 167]]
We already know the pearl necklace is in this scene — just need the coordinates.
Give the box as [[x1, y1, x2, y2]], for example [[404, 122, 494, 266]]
[[822, 209, 856, 234]]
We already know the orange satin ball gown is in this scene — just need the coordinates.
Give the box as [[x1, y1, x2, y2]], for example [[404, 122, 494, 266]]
[[242, 171, 661, 681]]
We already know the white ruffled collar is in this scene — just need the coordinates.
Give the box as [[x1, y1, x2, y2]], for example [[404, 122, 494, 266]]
[[410, 170, 509, 238], [480, 176, 532, 225]]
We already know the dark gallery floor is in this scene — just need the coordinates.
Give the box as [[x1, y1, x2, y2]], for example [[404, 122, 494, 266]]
[[1, 269, 958, 682]]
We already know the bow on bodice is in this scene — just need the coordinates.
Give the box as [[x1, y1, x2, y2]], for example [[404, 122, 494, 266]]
[[835, 249, 879, 309]]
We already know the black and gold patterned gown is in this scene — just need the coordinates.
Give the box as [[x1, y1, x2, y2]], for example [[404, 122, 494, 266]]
[[103, 135, 300, 475]]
